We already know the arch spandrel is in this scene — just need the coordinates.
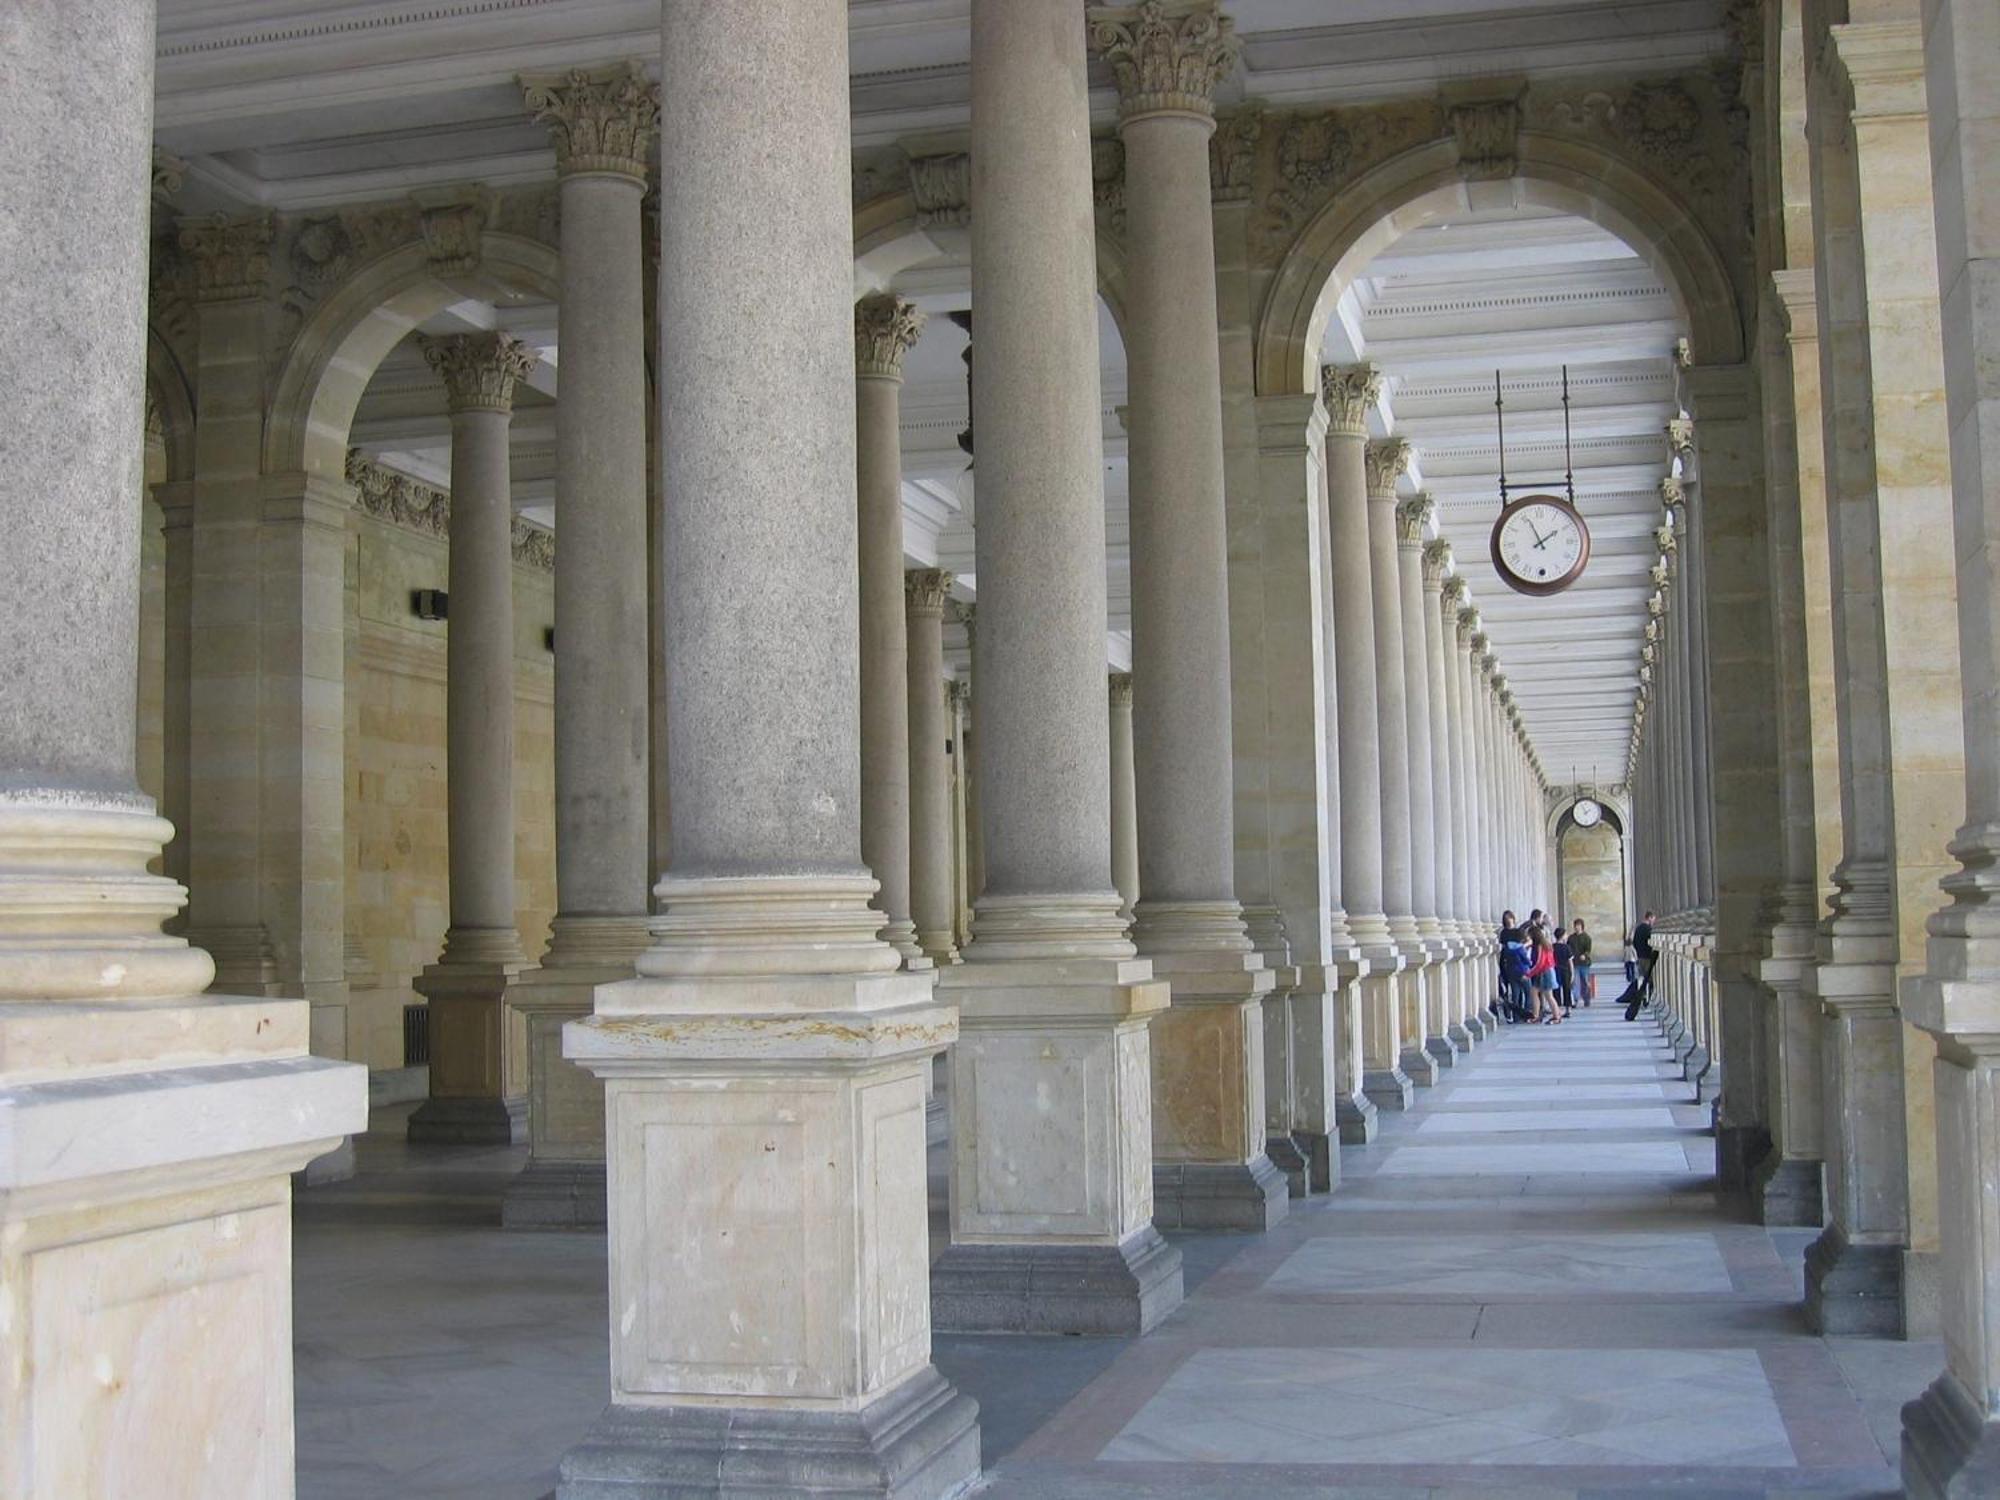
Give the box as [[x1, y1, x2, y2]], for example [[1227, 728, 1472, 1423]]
[[264, 231, 561, 482], [1245, 76, 1751, 397]]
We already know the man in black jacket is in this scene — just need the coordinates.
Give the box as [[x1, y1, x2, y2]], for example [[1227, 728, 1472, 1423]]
[[1623, 911, 1658, 1021]]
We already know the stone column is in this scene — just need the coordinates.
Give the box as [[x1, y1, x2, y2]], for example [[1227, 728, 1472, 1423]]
[[0, 0, 365, 1483], [857, 293, 929, 965], [1397, 494, 1455, 1069], [1902, 0, 2000, 1488], [907, 568, 958, 966], [554, 4, 979, 1492], [1110, 672, 1139, 923], [410, 332, 536, 1145], [1452, 597, 1489, 1011], [1426, 545, 1475, 1049], [930, 0, 1182, 1338], [947, 678, 974, 948], [1802, 15, 1962, 1340], [504, 64, 658, 1227], [952, 599, 985, 909], [1321, 364, 1404, 1124], [1089, 0, 1281, 1234]]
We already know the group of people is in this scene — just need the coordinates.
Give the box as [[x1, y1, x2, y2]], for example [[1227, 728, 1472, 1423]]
[[1492, 909, 1659, 1026]]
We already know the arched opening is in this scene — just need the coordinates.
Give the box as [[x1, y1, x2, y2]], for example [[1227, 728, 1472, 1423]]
[[1555, 801, 1629, 952]]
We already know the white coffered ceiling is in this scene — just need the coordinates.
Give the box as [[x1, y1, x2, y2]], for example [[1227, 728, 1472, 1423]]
[[1326, 203, 1684, 778], [167, 0, 1724, 762]]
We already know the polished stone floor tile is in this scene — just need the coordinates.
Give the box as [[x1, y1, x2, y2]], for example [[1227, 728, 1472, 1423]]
[[1374, 1141, 1697, 1176], [1263, 1232, 1734, 1297], [1449, 1084, 1679, 1104], [1415, 1108, 1681, 1135]]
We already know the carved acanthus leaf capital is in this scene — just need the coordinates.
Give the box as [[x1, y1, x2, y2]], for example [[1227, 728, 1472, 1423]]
[[177, 213, 273, 303], [950, 599, 976, 642], [1441, 574, 1469, 611], [1109, 671, 1135, 706], [1088, 1, 1240, 124], [946, 677, 972, 711], [1364, 437, 1413, 497], [1395, 493, 1436, 545], [1655, 522, 1678, 556], [1649, 557, 1671, 591], [1319, 362, 1381, 438], [151, 148, 186, 207], [1659, 474, 1688, 510], [1423, 538, 1454, 586], [905, 568, 955, 615], [520, 64, 659, 181], [420, 331, 537, 414], [855, 292, 926, 380], [1665, 415, 1696, 461]]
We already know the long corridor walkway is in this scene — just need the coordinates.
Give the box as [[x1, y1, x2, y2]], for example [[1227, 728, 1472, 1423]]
[[293, 1003, 1938, 1499]]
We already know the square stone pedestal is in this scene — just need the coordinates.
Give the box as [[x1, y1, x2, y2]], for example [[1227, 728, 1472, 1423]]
[[1326, 954, 1378, 1148], [1146, 948, 1286, 1233], [411, 952, 531, 1144], [930, 956, 1185, 1336], [0, 994, 366, 1497], [1360, 960, 1414, 1112], [557, 971, 979, 1500]]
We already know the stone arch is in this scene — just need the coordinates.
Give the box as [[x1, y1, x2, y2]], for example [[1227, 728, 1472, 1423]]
[[146, 325, 196, 483], [853, 192, 1131, 341], [1548, 792, 1629, 843], [1253, 135, 1744, 398], [264, 232, 562, 482]]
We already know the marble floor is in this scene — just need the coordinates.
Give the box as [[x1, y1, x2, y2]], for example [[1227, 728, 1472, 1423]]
[[293, 1001, 1938, 1499]]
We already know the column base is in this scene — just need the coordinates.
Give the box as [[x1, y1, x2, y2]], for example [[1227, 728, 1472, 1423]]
[[1446, 1022, 1476, 1054], [1424, 1034, 1460, 1069], [1714, 1122, 1770, 1197], [1364, 1067, 1415, 1111], [295, 1135, 357, 1187], [1400, 1045, 1440, 1087], [1902, 1373, 2000, 1500], [1297, 1128, 1337, 1193], [408, 1093, 528, 1145], [1153, 1157, 1288, 1231], [556, 1365, 981, 1500], [1747, 1153, 1824, 1227], [930, 1226, 1184, 1336], [1336, 1092, 1380, 1144], [502, 1159, 607, 1229], [1805, 1225, 1905, 1336], [1265, 1132, 1312, 1198]]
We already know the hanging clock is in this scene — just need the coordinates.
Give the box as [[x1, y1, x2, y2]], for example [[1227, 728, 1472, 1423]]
[[1488, 366, 1591, 597], [1572, 797, 1603, 828], [1491, 492, 1591, 597]]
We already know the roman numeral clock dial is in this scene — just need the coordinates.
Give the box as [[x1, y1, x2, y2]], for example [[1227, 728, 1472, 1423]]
[[1490, 494, 1591, 597]]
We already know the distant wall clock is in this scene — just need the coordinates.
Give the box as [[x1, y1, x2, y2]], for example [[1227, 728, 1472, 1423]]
[[1571, 797, 1603, 828], [1491, 492, 1591, 597]]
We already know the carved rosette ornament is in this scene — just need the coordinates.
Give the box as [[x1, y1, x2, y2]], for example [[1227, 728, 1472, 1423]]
[[1364, 437, 1414, 498], [1320, 362, 1382, 438], [904, 568, 955, 616], [1423, 538, 1454, 588], [1109, 671, 1135, 706], [1395, 493, 1436, 546], [420, 331, 537, 414], [178, 213, 274, 303], [854, 292, 925, 381], [520, 63, 660, 181], [1087, 1, 1240, 124]]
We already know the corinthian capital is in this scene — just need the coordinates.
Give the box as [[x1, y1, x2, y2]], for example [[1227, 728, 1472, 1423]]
[[1441, 574, 1468, 612], [1659, 474, 1688, 511], [520, 64, 660, 181], [1109, 671, 1135, 706], [420, 332, 537, 414], [905, 568, 955, 616], [855, 292, 925, 380], [177, 213, 273, 303], [1423, 538, 1454, 587], [1364, 437, 1413, 497], [1087, 1, 1240, 124], [1319, 362, 1381, 438], [1396, 493, 1436, 546]]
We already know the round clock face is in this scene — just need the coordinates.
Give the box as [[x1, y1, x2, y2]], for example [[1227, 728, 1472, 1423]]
[[1491, 494, 1590, 596], [1573, 798, 1602, 828]]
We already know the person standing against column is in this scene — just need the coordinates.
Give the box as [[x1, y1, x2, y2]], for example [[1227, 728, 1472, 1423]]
[[0, 0, 367, 1481], [504, 63, 657, 1227], [554, 4, 980, 1491], [410, 331, 537, 1145], [906, 568, 958, 966], [1089, 0, 1282, 1233], [856, 292, 930, 967], [929, 0, 1182, 1338]]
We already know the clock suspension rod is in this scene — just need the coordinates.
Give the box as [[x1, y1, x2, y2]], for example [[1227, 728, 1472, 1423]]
[[1561, 363, 1577, 507], [1494, 369, 1508, 508]]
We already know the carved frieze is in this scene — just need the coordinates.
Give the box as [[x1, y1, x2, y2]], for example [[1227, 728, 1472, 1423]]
[[1260, 98, 1444, 257], [346, 448, 555, 572], [511, 519, 556, 571]]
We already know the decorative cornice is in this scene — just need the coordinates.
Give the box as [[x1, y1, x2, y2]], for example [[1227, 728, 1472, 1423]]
[[1395, 493, 1435, 546], [1319, 362, 1381, 438], [520, 63, 659, 182], [855, 292, 925, 380], [177, 212, 273, 303], [1109, 671, 1135, 706], [1088, 1, 1239, 125], [1364, 437, 1413, 497], [905, 568, 954, 615], [419, 331, 536, 414], [1422, 538, 1453, 587]]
